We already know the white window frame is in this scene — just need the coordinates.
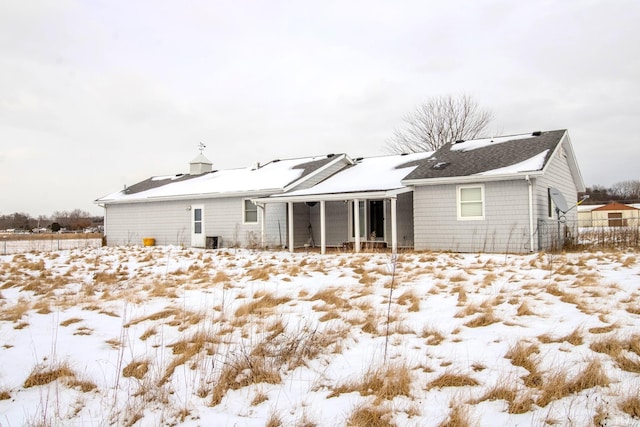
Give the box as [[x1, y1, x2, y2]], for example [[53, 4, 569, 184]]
[[243, 199, 258, 224], [457, 184, 485, 220]]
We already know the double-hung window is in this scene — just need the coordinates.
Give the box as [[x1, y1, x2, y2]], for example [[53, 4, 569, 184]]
[[244, 200, 258, 223], [457, 185, 484, 220]]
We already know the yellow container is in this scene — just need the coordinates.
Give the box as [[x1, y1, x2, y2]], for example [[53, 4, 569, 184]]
[[142, 238, 155, 246]]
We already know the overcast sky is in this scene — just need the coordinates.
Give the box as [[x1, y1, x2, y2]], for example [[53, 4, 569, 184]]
[[1, 0, 639, 217]]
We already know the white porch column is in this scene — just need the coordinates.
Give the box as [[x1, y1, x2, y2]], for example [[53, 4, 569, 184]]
[[353, 199, 361, 253], [390, 197, 398, 253], [288, 202, 294, 252], [259, 204, 266, 248], [320, 200, 326, 255]]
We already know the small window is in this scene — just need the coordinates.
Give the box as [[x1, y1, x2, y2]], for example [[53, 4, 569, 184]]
[[457, 185, 484, 220], [244, 200, 258, 223]]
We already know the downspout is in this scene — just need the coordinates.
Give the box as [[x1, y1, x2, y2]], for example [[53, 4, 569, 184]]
[[526, 175, 534, 252]]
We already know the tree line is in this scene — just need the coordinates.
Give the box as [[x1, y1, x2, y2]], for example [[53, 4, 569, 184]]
[[0, 210, 103, 232], [580, 180, 640, 204]]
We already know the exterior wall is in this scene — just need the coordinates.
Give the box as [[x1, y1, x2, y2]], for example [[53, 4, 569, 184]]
[[104, 197, 287, 248], [577, 209, 594, 226], [591, 209, 640, 227], [292, 203, 312, 248], [396, 192, 414, 248], [413, 180, 532, 253], [308, 201, 349, 247], [104, 200, 191, 246], [533, 141, 580, 224]]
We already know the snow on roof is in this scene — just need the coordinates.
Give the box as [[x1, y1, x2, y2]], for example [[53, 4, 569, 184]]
[[478, 150, 549, 176], [577, 204, 605, 212], [98, 156, 333, 202], [450, 133, 535, 152], [275, 152, 433, 197]]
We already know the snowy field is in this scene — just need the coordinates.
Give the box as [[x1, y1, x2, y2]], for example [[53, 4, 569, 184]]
[[1, 246, 639, 426]]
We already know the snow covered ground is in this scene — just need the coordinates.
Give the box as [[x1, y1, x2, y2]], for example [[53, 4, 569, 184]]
[[1, 246, 639, 426]]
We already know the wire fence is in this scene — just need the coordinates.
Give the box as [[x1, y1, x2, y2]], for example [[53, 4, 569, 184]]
[[537, 219, 640, 251]]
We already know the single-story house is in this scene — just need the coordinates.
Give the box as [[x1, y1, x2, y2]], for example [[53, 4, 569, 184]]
[[95, 129, 584, 253], [578, 202, 640, 227]]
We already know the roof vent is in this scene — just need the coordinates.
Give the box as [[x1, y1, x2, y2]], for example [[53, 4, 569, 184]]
[[454, 140, 465, 144], [355, 157, 364, 162], [532, 131, 542, 136], [327, 153, 335, 158], [432, 161, 450, 170], [272, 159, 281, 163]]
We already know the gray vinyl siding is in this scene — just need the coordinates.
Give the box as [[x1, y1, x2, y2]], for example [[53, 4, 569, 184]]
[[104, 200, 190, 246], [414, 180, 532, 253], [533, 141, 579, 223], [396, 192, 414, 247], [104, 196, 287, 248], [308, 201, 349, 247]]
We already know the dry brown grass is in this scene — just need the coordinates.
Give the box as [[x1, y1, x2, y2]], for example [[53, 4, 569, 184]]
[[0, 298, 30, 322], [125, 308, 179, 327], [139, 326, 157, 341], [60, 317, 83, 327], [123, 360, 150, 379], [159, 330, 215, 385], [23, 361, 76, 388], [346, 403, 394, 427], [536, 359, 609, 407], [516, 301, 535, 316], [0, 390, 11, 400], [590, 335, 627, 357], [328, 362, 412, 403], [619, 395, 640, 418], [615, 354, 640, 373], [310, 287, 348, 308], [426, 372, 479, 390], [397, 290, 421, 312], [437, 403, 474, 427], [464, 311, 500, 328], [538, 327, 583, 346], [234, 294, 291, 317], [588, 324, 617, 334], [265, 412, 283, 427], [250, 390, 269, 406], [422, 327, 445, 345], [210, 350, 281, 406]]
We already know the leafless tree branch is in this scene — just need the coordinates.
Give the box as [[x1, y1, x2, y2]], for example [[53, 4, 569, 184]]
[[386, 94, 493, 153]]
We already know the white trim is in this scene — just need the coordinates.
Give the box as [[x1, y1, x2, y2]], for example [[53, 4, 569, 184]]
[[457, 184, 485, 221], [242, 199, 258, 224], [253, 187, 413, 205], [403, 171, 543, 187], [191, 204, 205, 248], [283, 154, 352, 192]]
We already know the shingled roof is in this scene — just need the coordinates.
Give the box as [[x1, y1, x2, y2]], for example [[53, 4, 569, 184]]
[[403, 129, 566, 181]]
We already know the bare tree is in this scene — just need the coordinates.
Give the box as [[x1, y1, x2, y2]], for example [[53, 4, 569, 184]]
[[386, 94, 493, 153], [611, 180, 640, 200]]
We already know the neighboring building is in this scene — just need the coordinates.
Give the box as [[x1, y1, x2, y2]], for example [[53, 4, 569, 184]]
[[96, 129, 584, 253], [579, 202, 640, 228]]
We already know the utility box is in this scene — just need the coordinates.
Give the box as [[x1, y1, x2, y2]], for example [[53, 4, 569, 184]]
[[206, 236, 220, 249]]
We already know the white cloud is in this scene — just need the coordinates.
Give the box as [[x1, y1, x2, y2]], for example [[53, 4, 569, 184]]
[[1, 0, 639, 215]]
